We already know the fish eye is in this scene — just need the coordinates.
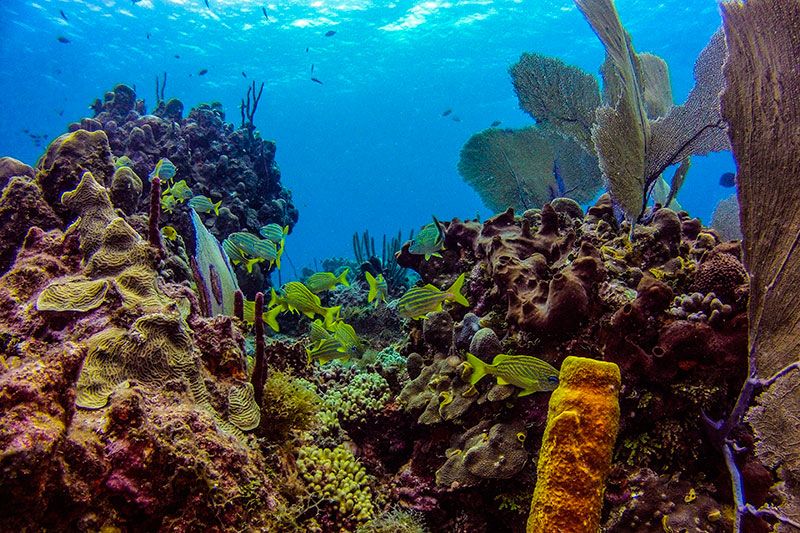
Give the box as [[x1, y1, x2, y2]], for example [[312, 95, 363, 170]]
[[548, 376, 559, 384]]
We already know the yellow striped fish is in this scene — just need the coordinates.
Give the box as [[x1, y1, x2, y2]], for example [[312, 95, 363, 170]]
[[259, 223, 288, 243], [309, 319, 332, 343], [332, 321, 364, 357], [305, 268, 350, 293], [397, 273, 469, 320], [269, 282, 340, 327], [307, 338, 349, 364], [465, 353, 559, 396], [365, 271, 387, 303]]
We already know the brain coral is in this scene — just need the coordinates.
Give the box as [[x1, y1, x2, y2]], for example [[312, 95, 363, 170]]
[[691, 250, 748, 303]]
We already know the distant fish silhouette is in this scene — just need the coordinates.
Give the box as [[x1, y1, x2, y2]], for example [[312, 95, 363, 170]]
[[174, 54, 180, 59], [262, 7, 270, 21], [719, 172, 736, 188], [60, 10, 68, 21], [204, 0, 210, 8], [146, 32, 151, 40], [57, 36, 70, 43], [441, 109, 452, 117], [490, 120, 501, 127], [305, 47, 309, 52], [452, 116, 461, 123], [198, 69, 208, 76], [131, 0, 142, 3], [58, 109, 64, 116], [325, 30, 336, 37], [311, 64, 315, 73], [311, 77, 323, 85], [242, 71, 247, 78]]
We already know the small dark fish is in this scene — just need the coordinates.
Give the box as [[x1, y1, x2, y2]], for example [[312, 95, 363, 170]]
[[719, 172, 736, 188], [58, 109, 64, 116], [311, 77, 323, 85], [60, 9, 68, 21], [311, 63, 315, 73], [174, 54, 180, 59], [262, 7, 269, 21], [490, 120, 501, 127], [324, 30, 336, 37], [242, 71, 247, 78], [146, 32, 151, 40], [204, 0, 210, 8], [305, 47, 309, 52], [22, 128, 29, 134], [198, 69, 208, 76], [441, 108, 452, 117], [452, 116, 461, 123], [57, 36, 70, 43], [132, 0, 142, 3]]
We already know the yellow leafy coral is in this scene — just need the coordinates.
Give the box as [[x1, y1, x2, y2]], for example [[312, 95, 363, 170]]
[[527, 356, 621, 533]]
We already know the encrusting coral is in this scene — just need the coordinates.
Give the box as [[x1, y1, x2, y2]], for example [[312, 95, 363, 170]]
[[527, 356, 621, 533]]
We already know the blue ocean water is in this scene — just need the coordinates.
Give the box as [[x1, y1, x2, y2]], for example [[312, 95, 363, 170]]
[[0, 0, 733, 275]]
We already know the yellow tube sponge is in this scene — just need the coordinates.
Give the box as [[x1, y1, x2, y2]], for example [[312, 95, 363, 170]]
[[527, 356, 621, 533]]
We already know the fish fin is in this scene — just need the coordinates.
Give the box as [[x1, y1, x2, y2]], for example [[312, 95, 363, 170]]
[[496, 376, 509, 386], [275, 239, 284, 270], [268, 288, 279, 309], [492, 354, 510, 365], [304, 311, 315, 319], [517, 389, 535, 397], [265, 307, 281, 332], [323, 306, 341, 329], [424, 253, 432, 261], [305, 346, 312, 364], [282, 225, 289, 236], [465, 353, 488, 386], [432, 252, 443, 259], [338, 268, 350, 287], [365, 271, 377, 303], [213, 200, 221, 216], [447, 273, 469, 307]]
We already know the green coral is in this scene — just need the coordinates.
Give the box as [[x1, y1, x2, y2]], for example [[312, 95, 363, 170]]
[[322, 370, 390, 426], [297, 444, 376, 524], [259, 371, 322, 443]]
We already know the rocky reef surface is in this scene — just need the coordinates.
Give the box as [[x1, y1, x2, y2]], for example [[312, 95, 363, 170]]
[[0, 119, 767, 531]]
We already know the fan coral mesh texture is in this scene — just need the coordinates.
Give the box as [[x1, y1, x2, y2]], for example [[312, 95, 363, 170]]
[[721, 0, 800, 529]]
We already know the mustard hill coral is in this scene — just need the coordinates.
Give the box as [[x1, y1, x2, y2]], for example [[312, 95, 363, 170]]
[[527, 356, 621, 533]]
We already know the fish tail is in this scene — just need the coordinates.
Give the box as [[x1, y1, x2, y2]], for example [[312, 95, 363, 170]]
[[465, 352, 488, 386], [282, 225, 289, 236], [268, 288, 279, 309], [365, 272, 377, 303], [276, 239, 284, 270], [213, 200, 221, 216], [338, 268, 350, 287], [323, 306, 341, 329], [305, 346, 312, 364], [265, 306, 281, 332], [447, 273, 469, 307]]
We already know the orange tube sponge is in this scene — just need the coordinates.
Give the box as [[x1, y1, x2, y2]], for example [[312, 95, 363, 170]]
[[527, 356, 621, 533]]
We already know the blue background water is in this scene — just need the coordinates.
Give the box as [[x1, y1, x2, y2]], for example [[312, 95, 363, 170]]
[[0, 0, 734, 277]]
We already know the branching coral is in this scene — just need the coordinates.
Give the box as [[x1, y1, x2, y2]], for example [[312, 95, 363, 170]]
[[297, 444, 376, 525]]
